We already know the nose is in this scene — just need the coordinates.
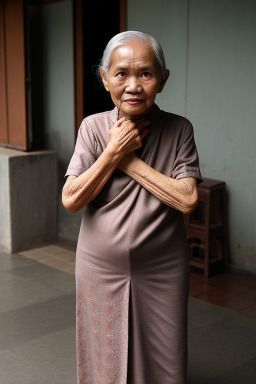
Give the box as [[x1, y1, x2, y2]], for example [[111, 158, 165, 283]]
[[125, 76, 142, 93]]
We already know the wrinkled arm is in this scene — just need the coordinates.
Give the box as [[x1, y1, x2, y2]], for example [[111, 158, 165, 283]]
[[62, 117, 150, 213], [118, 153, 198, 214], [62, 148, 120, 213]]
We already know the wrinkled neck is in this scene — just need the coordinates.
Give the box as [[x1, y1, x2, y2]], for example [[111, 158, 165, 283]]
[[118, 105, 155, 122]]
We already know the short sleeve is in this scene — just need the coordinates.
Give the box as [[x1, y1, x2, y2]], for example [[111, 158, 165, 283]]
[[65, 118, 97, 177], [172, 122, 203, 183]]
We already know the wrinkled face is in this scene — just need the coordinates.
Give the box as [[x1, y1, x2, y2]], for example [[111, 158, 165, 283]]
[[100, 39, 169, 119]]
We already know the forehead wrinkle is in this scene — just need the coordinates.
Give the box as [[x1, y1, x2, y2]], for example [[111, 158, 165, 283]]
[[109, 41, 157, 71], [115, 50, 154, 63], [112, 63, 156, 72]]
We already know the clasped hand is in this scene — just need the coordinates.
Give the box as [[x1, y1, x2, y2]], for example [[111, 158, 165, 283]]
[[108, 117, 150, 159]]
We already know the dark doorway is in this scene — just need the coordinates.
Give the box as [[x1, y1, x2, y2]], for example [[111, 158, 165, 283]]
[[82, 1, 121, 118]]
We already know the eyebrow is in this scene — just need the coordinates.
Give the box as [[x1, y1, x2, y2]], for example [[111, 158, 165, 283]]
[[113, 65, 156, 72]]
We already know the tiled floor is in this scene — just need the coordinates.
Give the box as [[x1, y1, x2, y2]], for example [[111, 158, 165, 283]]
[[189, 267, 256, 318], [19, 241, 76, 275], [1, 245, 256, 383], [20, 241, 256, 318]]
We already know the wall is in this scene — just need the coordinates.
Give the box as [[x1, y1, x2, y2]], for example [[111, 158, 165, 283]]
[[39, 0, 83, 241], [41, 0, 75, 172], [128, 0, 256, 272]]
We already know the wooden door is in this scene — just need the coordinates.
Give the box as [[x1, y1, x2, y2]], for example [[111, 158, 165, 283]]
[[0, 0, 27, 150]]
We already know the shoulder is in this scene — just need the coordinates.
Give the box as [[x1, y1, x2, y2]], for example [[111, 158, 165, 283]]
[[161, 110, 193, 128], [158, 109, 194, 144], [77, 108, 116, 151], [80, 108, 117, 133]]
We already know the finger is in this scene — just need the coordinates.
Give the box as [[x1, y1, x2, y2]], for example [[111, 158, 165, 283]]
[[118, 125, 137, 144], [121, 121, 136, 133], [115, 117, 126, 127]]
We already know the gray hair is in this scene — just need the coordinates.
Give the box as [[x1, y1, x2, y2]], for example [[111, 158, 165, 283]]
[[100, 31, 167, 79]]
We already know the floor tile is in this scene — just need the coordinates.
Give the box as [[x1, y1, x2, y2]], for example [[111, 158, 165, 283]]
[[240, 303, 256, 318], [189, 284, 207, 297], [0, 252, 36, 271], [217, 295, 255, 311], [0, 273, 66, 314], [0, 327, 76, 384], [206, 271, 247, 287], [189, 269, 207, 284], [195, 289, 235, 304], [188, 311, 256, 383], [238, 275, 256, 289], [204, 356, 256, 384], [0, 293, 76, 350], [9, 261, 75, 293], [19, 247, 75, 275], [188, 297, 231, 330], [218, 282, 252, 295], [242, 288, 256, 301], [190, 281, 217, 294]]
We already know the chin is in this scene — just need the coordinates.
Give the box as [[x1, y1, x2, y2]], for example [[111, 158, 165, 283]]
[[122, 106, 149, 117]]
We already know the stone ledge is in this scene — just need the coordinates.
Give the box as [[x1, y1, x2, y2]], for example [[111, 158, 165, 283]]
[[0, 148, 58, 253]]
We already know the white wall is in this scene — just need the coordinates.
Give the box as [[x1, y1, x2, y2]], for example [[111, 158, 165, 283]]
[[128, 0, 256, 272]]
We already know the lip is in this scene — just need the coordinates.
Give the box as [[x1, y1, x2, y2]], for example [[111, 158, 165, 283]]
[[124, 99, 144, 105]]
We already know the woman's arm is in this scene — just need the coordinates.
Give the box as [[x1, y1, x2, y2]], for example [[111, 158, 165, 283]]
[[62, 148, 121, 213], [118, 152, 198, 214], [62, 117, 149, 213]]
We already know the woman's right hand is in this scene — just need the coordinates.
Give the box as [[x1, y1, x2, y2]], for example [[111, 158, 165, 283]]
[[62, 117, 149, 212], [107, 117, 150, 158]]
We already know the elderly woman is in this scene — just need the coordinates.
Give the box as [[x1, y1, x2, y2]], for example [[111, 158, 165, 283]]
[[62, 31, 202, 384]]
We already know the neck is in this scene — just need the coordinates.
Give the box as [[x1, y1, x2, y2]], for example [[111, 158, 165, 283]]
[[118, 105, 155, 121]]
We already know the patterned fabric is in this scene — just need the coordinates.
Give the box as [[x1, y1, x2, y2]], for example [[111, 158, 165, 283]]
[[66, 105, 202, 384]]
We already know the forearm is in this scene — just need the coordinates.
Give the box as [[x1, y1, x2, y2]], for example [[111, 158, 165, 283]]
[[62, 147, 120, 212], [62, 116, 150, 213], [119, 156, 198, 214]]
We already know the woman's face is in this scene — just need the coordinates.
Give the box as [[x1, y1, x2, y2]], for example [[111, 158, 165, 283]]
[[101, 39, 169, 120]]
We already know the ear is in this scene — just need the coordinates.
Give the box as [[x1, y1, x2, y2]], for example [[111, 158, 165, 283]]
[[100, 68, 110, 92], [157, 69, 170, 93]]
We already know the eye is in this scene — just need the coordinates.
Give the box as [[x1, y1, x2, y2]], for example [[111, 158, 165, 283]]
[[142, 72, 152, 78], [116, 72, 126, 79]]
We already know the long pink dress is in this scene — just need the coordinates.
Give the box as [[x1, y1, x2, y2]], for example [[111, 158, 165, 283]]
[[65, 104, 202, 384]]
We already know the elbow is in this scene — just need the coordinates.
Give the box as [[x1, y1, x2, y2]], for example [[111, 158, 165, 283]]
[[62, 192, 84, 213], [62, 177, 88, 213], [182, 202, 197, 215], [65, 204, 80, 214], [181, 192, 199, 215], [62, 198, 79, 213]]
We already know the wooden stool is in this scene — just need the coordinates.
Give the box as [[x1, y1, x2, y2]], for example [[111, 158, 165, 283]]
[[184, 178, 228, 277]]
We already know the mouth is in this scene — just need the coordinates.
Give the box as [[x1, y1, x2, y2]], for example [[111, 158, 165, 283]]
[[124, 99, 144, 105]]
